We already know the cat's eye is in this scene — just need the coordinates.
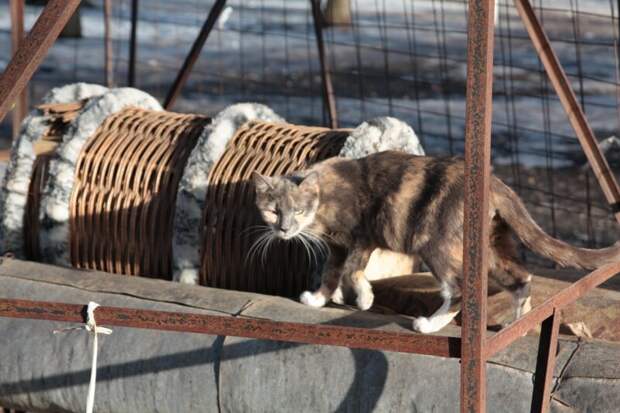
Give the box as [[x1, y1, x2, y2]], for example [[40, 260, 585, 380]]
[[295, 209, 304, 215]]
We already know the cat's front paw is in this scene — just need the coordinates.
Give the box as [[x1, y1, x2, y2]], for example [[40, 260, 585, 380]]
[[412, 317, 435, 334], [356, 291, 374, 311], [300, 290, 327, 308], [331, 287, 345, 305]]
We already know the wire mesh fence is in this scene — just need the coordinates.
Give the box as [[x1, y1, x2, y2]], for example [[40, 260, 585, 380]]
[[0, 0, 618, 265]]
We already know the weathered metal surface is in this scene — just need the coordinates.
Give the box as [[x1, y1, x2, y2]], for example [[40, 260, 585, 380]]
[[9, 0, 28, 139], [0, 298, 461, 357], [514, 0, 620, 224], [461, 0, 496, 411], [163, 0, 228, 109], [0, 0, 81, 124], [103, 0, 113, 87], [310, 0, 338, 129], [128, 0, 139, 86], [486, 261, 620, 358], [531, 309, 561, 413]]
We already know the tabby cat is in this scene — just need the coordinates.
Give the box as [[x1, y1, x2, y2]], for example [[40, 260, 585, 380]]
[[252, 151, 620, 333]]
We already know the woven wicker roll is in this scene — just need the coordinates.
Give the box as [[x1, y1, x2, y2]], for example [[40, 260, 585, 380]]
[[201, 120, 352, 296], [68, 108, 210, 278]]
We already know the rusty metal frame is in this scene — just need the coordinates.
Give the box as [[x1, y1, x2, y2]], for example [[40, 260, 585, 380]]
[[485, 261, 620, 359], [530, 308, 561, 413], [9, 0, 28, 139], [0, 0, 81, 123], [163, 0, 228, 110], [1, 1, 620, 413], [460, 0, 496, 411], [0, 298, 460, 358], [310, 0, 338, 128], [103, 0, 113, 87], [128, 0, 139, 87]]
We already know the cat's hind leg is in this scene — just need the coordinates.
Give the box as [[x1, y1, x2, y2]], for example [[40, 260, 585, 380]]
[[349, 270, 374, 310], [411, 281, 461, 333], [491, 260, 532, 321], [490, 221, 533, 322], [342, 245, 375, 310]]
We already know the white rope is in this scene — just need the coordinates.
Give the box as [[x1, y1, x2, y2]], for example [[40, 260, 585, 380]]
[[54, 302, 112, 413]]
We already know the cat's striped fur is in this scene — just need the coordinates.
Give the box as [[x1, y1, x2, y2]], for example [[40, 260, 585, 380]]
[[253, 151, 620, 333]]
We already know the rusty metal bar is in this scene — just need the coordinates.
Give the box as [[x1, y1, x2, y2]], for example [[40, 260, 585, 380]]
[[103, 0, 114, 87], [460, 0, 496, 412], [310, 0, 338, 129], [0, 0, 81, 124], [9, 0, 28, 139], [514, 0, 620, 224], [530, 309, 561, 413], [128, 0, 139, 86], [163, 0, 228, 110], [0, 298, 461, 358], [485, 261, 620, 358]]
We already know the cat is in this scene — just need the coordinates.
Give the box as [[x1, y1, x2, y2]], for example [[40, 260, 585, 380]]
[[251, 151, 620, 333]]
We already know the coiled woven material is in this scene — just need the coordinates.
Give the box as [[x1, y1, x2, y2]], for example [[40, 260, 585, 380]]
[[24, 107, 354, 293], [68, 108, 209, 278], [201, 120, 351, 296]]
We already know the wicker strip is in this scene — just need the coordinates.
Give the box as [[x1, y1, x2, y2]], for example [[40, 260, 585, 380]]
[[201, 120, 352, 296], [69, 108, 209, 278], [24, 154, 51, 260]]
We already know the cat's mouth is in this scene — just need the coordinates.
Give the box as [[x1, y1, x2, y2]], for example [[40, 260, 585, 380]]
[[275, 229, 300, 240]]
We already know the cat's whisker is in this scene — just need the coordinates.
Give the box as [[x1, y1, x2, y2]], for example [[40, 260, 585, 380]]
[[306, 228, 336, 245], [299, 231, 329, 269], [301, 230, 329, 262], [245, 230, 272, 266], [297, 233, 319, 269], [260, 232, 277, 266]]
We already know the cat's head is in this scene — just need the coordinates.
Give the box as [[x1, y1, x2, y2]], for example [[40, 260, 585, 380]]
[[252, 171, 320, 239]]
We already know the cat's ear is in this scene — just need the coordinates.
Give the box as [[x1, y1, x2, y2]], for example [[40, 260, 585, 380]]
[[299, 172, 319, 194], [252, 172, 274, 193]]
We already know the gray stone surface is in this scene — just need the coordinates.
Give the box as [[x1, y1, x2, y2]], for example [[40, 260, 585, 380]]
[[0, 258, 618, 412], [0, 276, 221, 412], [219, 337, 537, 413]]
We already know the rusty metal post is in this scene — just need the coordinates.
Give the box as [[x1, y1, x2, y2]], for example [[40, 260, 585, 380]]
[[461, 0, 496, 412], [530, 309, 561, 413], [10, 0, 28, 139], [103, 0, 114, 87], [164, 0, 228, 110], [514, 0, 620, 224], [310, 0, 338, 129], [128, 0, 139, 86], [0, 0, 81, 123]]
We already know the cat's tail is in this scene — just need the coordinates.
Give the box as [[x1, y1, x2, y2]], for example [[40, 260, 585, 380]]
[[492, 177, 620, 270]]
